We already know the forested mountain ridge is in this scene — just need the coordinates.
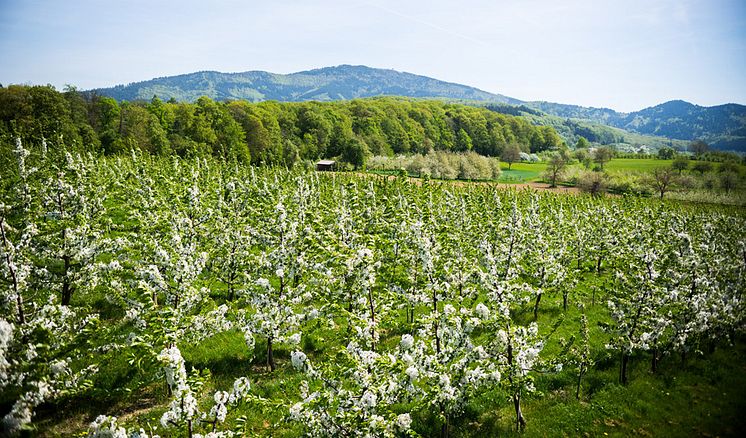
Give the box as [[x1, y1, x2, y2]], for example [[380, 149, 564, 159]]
[[95, 65, 520, 104], [92, 65, 746, 152], [526, 100, 746, 151]]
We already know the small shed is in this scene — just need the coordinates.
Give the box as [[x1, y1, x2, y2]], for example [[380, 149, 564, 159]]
[[316, 160, 336, 171]]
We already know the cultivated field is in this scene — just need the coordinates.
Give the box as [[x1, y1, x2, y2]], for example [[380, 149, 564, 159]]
[[1, 147, 745, 437]]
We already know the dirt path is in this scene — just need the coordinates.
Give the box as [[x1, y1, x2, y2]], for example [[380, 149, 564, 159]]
[[349, 172, 583, 194]]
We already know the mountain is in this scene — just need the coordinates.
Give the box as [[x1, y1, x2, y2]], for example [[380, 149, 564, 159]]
[[485, 103, 691, 152], [94, 65, 520, 104], [616, 100, 746, 148], [92, 65, 746, 152], [526, 100, 746, 151]]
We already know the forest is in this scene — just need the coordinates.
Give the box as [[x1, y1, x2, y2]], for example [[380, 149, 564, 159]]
[[0, 85, 562, 169]]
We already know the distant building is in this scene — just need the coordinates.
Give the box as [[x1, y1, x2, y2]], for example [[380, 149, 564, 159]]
[[316, 160, 336, 171]]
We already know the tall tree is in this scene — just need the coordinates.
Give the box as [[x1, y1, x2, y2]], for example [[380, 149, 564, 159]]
[[593, 147, 613, 170], [688, 139, 709, 156], [671, 156, 688, 174], [542, 153, 569, 187], [501, 143, 522, 170]]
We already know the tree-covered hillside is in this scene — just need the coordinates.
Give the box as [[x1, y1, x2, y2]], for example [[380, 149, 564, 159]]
[[89, 65, 746, 152], [486, 104, 690, 151], [528, 100, 746, 151], [0, 85, 561, 168], [94, 65, 519, 105]]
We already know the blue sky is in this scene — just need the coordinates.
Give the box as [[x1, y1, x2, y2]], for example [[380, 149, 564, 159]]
[[0, 0, 744, 112]]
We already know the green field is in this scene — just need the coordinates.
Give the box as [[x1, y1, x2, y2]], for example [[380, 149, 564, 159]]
[[499, 158, 744, 184], [604, 158, 674, 172], [499, 162, 547, 182], [498, 159, 675, 184]]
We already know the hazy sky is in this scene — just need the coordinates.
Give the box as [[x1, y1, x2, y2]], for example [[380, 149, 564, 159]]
[[1, 0, 744, 112]]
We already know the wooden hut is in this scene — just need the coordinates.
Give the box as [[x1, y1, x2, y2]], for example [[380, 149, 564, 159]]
[[316, 160, 336, 171]]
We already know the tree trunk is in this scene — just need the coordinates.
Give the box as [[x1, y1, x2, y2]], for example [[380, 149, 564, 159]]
[[367, 286, 377, 351], [267, 337, 275, 372], [576, 369, 584, 400], [1, 220, 25, 324], [61, 255, 73, 306], [440, 412, 449, 438], [563, 292, 568, 312], [533, 293, 542, 321], [513, 392, 526, 431], [15, 289, 25, 325], [620, 353, 629, 384], [433, 288, 441, 355], [651, 347, 658, 373]]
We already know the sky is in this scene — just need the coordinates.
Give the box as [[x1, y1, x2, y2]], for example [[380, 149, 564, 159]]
[[0, 0, 744, 112]]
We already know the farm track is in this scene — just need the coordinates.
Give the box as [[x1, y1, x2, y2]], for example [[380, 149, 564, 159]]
[[350, 172, 584, 194]]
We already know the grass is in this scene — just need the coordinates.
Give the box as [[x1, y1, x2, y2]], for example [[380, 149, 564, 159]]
[[499, 162, 547, 183], [602, 158, 677, 173]]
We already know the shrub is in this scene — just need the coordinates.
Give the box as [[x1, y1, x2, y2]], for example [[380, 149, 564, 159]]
[[367, 151, 500, 181], [607, 172, 652, 196], [577, 171, 609, 196]]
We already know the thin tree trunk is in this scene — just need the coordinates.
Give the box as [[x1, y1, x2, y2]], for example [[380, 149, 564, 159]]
[[433, 286, 441, 355], [440, 411, 449, 438], [563, 292, 568, 312], [620, 353, 629, 384], [513, 392, 526, 431], [533, 292, 542, 321], [367, 286, 377, 351], [267, 337, 275, 372], [61, 254, 74, 306], [1, 219, 25, 324]]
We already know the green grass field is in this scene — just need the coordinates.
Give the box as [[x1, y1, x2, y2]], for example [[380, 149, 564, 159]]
[[501, 158, 744, 183], [500, 159, 682, 184], [602, 158, 675, 172], [499, 163, 546, 183]]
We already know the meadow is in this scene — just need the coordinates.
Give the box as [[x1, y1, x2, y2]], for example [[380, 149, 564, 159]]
[[498, 158, 744, 183], [1, 145, 745, 437]]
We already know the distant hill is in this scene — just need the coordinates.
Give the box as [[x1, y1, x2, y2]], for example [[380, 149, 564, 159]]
[[527, 100, 746, 152], [485, 103, 690, 152], [92, 65, 746, 152], [94, 65, 520, 105]]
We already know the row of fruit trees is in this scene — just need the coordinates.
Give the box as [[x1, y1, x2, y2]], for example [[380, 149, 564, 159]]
[[1, 140, 744, 436]]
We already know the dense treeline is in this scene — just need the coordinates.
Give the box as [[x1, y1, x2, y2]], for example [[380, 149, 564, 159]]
[[0, 85, 562, 167]]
